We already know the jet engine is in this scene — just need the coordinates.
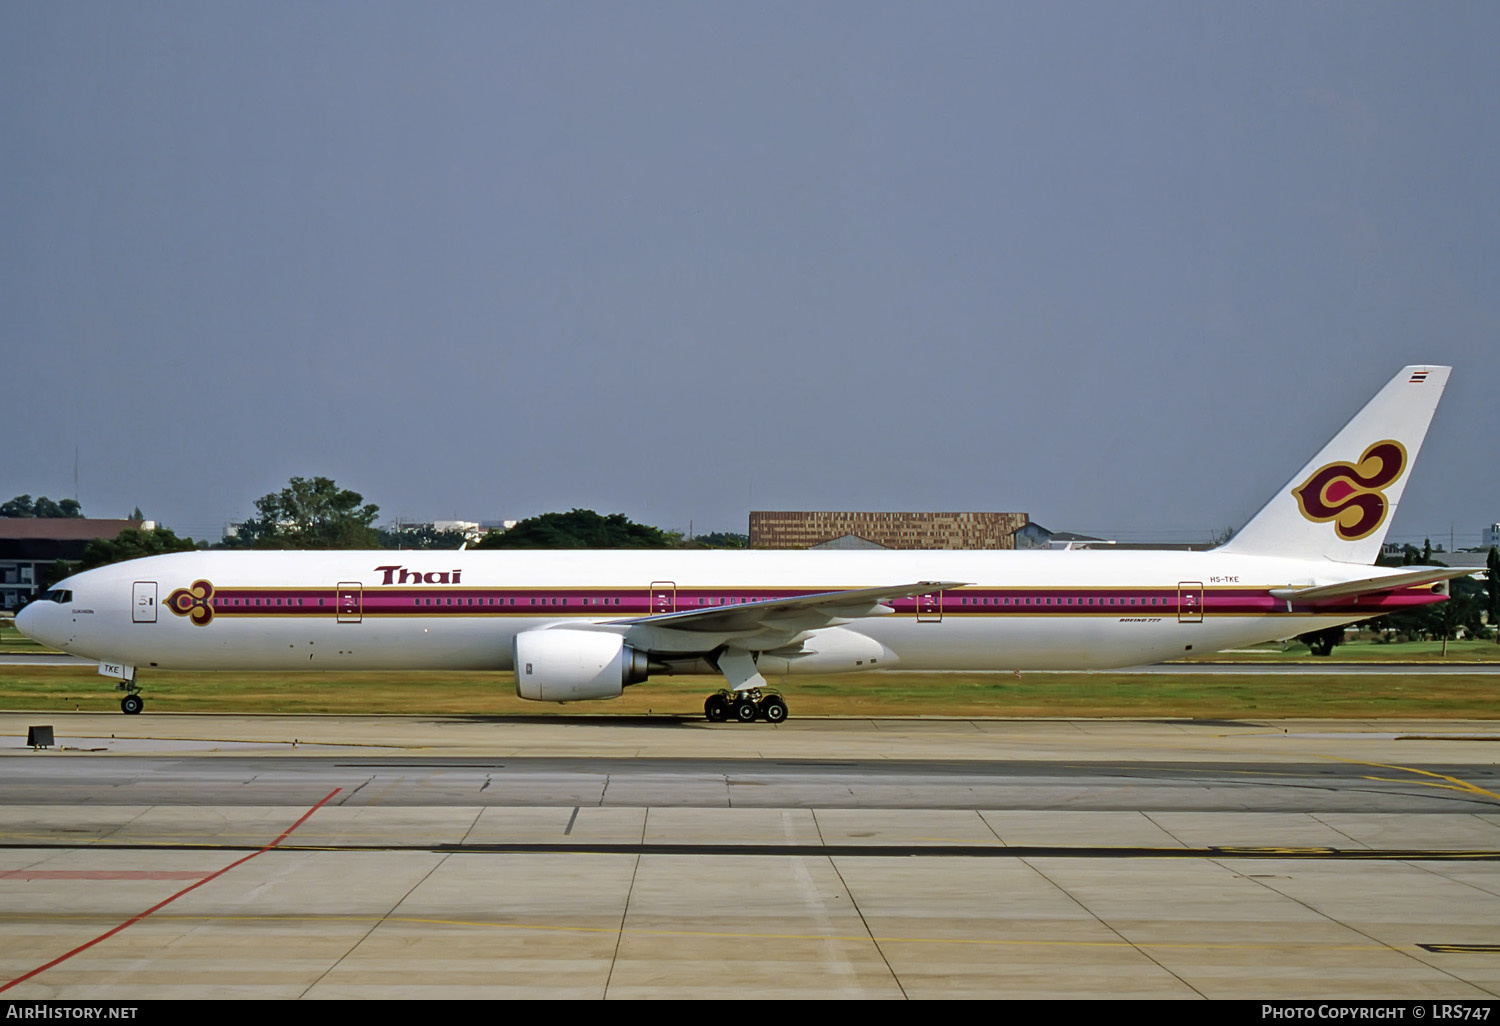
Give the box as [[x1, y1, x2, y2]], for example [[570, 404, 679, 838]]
[[513, 629, 651, 702]]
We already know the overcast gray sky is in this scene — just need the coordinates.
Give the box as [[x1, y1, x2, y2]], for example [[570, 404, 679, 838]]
[[4, 2, 1496, 547]]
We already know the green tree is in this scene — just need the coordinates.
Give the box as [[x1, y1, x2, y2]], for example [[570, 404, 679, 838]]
[[1488, 547, 1500, 642], [477, 509, 675, 549], [1373, 603, 1435, 642], [75, 527, 199, 570], [237, 477, 381, 549], [688, 531, 749, 549], [1428, 577, 1486, 654], [1369, 574, 1485, 645], [1298, 624, 1348, 657], [1, 495, 83, 518]]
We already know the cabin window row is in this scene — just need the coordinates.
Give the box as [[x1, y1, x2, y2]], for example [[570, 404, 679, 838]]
[[225, 598, 309, 607]]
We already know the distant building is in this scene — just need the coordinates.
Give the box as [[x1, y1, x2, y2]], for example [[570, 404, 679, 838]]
[[430, 520, 486, 544], [810, 534, 888, 550], [1015, 523, 1058, 549], [477, 519, 518, 541], [392, 520, 489, 545], [0, 519, 145, 609], [749, 511, 1031, 550], [1035, 528, 1218, 552], [1043, 529, 1112, 550], [1484, 523, 1500, 550], [1434, 550, 1494, 570]]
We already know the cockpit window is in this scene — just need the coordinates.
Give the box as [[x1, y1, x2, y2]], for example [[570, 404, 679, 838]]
[[45, 589, 72, 603]]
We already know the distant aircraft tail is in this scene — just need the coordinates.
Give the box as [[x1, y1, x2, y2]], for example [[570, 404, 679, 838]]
[[1217, 365, 1450, 564]]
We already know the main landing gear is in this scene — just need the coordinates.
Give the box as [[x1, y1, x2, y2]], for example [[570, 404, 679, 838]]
[[705, 648, 788, 723], [116, 679, 144, 715], [704, 688, 788, 724]]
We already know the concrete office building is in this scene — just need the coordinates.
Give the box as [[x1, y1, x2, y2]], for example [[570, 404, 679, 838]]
[[749, 511, 1032, 550]]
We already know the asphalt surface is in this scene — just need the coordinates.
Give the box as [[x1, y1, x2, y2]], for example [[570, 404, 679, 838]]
[[2, 713, 1499, 999]]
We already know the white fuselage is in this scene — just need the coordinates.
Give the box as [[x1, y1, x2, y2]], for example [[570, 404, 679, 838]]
[[16, 547, 1436, 678], [18, 364, 1454, 705]]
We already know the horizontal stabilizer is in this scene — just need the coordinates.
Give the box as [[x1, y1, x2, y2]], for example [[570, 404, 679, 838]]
[[1268, 567, 1473, 604]]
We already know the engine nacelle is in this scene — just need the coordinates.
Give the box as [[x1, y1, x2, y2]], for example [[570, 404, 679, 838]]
[[513, 629, 650, 702]]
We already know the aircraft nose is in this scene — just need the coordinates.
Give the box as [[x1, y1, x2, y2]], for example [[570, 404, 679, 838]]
[[14, 597, 64, 649], [14, 601, 40, 640]]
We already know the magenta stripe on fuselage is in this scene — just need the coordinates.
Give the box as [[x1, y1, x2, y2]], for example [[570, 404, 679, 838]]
[[193, 584, 1446, 619]]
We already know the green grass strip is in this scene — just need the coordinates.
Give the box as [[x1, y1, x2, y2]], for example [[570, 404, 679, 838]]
[[1, 666, 1495, 718]]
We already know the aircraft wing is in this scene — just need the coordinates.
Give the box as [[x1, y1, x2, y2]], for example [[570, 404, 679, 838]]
[[586, 581, 966, 653], [1269, 567, 1474, 604]]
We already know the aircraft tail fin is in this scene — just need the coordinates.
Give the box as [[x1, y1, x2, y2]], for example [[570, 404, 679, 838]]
[[1217, 365, 1450, 564]]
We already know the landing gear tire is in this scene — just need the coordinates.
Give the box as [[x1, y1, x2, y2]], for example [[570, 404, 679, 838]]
[[704, 693, 729, 722], [758, 695, 788, 724], [120, 694, 144, 715], [705, 687, 788, 724]]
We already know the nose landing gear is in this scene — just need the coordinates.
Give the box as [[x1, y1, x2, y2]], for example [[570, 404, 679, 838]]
[[114, 677, 144, 715]]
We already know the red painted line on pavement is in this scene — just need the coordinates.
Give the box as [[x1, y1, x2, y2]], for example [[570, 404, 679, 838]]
[[0, 871, 209, 880], [0, 788, 341, 993]]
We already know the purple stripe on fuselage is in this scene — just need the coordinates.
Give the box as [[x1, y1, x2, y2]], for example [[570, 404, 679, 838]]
[[193, 584, 1448, 620]]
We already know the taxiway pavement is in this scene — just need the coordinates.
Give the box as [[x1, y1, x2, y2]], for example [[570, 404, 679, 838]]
[[2, 713, 1498, 999]]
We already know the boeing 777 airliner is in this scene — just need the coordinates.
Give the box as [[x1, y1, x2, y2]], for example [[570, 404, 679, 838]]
[[17, 366, 1465, 720]]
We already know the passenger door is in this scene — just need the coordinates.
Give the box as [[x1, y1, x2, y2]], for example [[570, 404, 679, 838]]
[[916, 588, 943, 623], [132, 581, 157, 623], [649, 581, 675, 616], [337, 582, 362, 623], [1177, 582, 1204, 623]]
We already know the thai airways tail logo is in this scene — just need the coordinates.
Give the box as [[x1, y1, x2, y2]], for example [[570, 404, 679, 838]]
[[167, 580, 215, 626], [1293, 440, 1407, 541]]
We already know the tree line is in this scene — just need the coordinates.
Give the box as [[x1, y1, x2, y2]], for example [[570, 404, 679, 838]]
[[1297, 540, 1499, 653], [5, 479, 748, 588], [1, 495, 83, 518]]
